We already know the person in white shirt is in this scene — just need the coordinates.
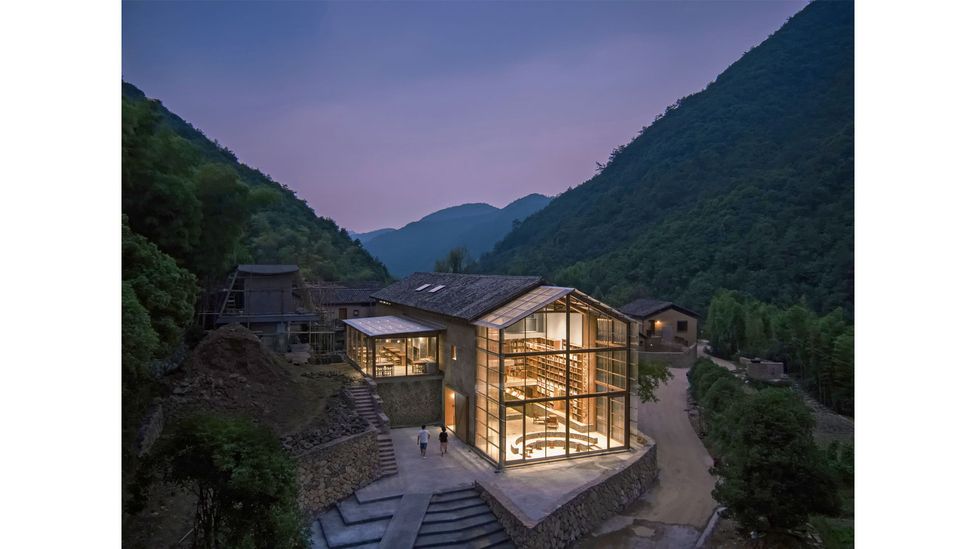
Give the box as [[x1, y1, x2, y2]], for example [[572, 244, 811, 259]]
[[417, 425, 431, 458]]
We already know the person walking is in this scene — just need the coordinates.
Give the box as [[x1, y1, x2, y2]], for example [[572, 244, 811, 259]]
[[417, 424, 430, 458], [439, 426, 449, 457]]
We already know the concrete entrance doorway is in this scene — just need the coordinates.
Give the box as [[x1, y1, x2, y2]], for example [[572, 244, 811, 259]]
[[444, 387, 468, 443]]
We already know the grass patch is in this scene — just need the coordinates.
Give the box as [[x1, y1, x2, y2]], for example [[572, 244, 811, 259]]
[[811, 483, 853, 548], [810, 515, 854, 549]]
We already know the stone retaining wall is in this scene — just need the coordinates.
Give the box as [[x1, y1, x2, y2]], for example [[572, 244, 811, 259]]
[[375, 376, 442, 427], [136, 401, 165, 457], [478, 442, 659, 548], [294, 428, 380, 514], [638, 344, 697, 370]]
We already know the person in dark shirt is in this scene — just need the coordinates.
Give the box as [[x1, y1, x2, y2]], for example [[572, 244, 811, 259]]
[[439, 426, 449, 456]]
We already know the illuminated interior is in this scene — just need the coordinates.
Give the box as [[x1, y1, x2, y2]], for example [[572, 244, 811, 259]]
[[345, 316, 440, 377], [473, 290, 631, 465]]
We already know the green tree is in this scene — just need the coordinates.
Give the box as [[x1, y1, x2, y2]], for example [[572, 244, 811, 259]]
[[122, 99, 204, 263], [434, 246, 470, 273], [704, 291, 745, 358], [713, 389, 839, 534], [121, 281, 158, 378], [636, 358, 673, 403], [122, 217, 197, 355], [830, 327, 855, 416], [189, 163, 254, 283], [156, 415, 307, 549]]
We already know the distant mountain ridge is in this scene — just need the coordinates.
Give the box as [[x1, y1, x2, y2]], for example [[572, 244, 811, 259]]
[[476, 0, 854, 315], [364, 194, 551, 277], [349, 228, 395, 244]]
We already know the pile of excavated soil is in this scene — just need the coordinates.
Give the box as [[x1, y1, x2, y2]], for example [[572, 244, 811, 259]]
[[164, 325, 351, 437], [127, 329, 365, 549], [183, 325, 289, 384]]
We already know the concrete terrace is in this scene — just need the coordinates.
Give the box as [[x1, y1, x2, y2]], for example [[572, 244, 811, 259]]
[[357, 427, 641, 523]]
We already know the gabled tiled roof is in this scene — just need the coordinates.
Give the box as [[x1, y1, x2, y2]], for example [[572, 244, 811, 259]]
[[236, 264, 299, 275], [372, 272, 543, 322], [308, 282, 384, 306], [618, 298, 700, 319]]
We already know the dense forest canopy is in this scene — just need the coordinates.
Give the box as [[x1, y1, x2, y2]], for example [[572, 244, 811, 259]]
[[476, 0, 854, 317], [122, 82, 390, 286]]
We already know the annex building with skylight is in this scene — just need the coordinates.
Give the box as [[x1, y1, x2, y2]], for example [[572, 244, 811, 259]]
[[345, 272, 638, 468]]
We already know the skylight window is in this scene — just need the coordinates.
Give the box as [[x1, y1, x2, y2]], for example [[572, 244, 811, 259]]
[[415, 284, 431, 291], [428, 285, 446, 293]]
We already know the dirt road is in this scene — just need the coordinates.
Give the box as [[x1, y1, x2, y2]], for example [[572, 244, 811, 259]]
[[575, 368, 717, 548]]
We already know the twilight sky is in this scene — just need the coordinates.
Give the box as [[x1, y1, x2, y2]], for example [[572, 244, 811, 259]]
[[122, 0, 805, 233]]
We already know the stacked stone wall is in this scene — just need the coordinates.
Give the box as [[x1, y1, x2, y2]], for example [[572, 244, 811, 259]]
[[375, 377, 442, 427], [479, 442, 658, 548], [294, 429, 380, 514]]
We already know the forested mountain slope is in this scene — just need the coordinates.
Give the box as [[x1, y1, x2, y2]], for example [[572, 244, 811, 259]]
[[477, 0, 854, 316], [122, 82, 390, 285], [365, 194, 551, 277]]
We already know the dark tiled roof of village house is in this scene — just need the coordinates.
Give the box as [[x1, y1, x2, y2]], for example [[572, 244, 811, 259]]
[[236, 264, 300, 275], [308, 283, 384, 307], [618, 298, 701, 319], [372, 272, 544, 322]]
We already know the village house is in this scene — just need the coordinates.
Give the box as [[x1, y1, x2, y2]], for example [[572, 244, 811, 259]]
[[307, 281, 383, 350], [212, 264, 349, 363], [343, 272, 638, 469], [618, 298, 700, 352]]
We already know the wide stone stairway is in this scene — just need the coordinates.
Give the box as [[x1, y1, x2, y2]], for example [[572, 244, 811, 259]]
[[346, 382, 398, 477], [310, 484, 514, 548]]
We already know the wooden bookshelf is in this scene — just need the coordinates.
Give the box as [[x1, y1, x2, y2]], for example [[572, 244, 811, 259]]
[[506, 337, 589, 422]]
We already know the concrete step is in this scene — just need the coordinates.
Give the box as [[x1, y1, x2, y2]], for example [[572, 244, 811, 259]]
[[309, 517, 329, 549], [413, 522, 505, 547], [469, 530, 515, 549], [423, 503, 493, 524], [318, 507, 389, 548], [429, 488, 480, 504], [425, 497, 485, 514], [377, 493, 432, 549], [355, 491, 403, 506], [338, 495, 402, 524], [417, 512, 499, 535]]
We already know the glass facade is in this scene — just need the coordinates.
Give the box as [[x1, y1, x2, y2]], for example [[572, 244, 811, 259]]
[[346, 326, 439, 377], [475, 293, 632, 466]]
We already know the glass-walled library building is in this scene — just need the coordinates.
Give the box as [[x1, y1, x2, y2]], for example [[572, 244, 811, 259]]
[[471, 286, 634, 466]]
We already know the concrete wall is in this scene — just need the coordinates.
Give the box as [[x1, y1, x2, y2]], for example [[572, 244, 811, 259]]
[[294, 429, 380, 514], [478, 441, 659, 548], [638, 344, 698, 370], [640, 308, 698, 347], [375, 376, 444, 428], [376, 304, 479, 441]]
